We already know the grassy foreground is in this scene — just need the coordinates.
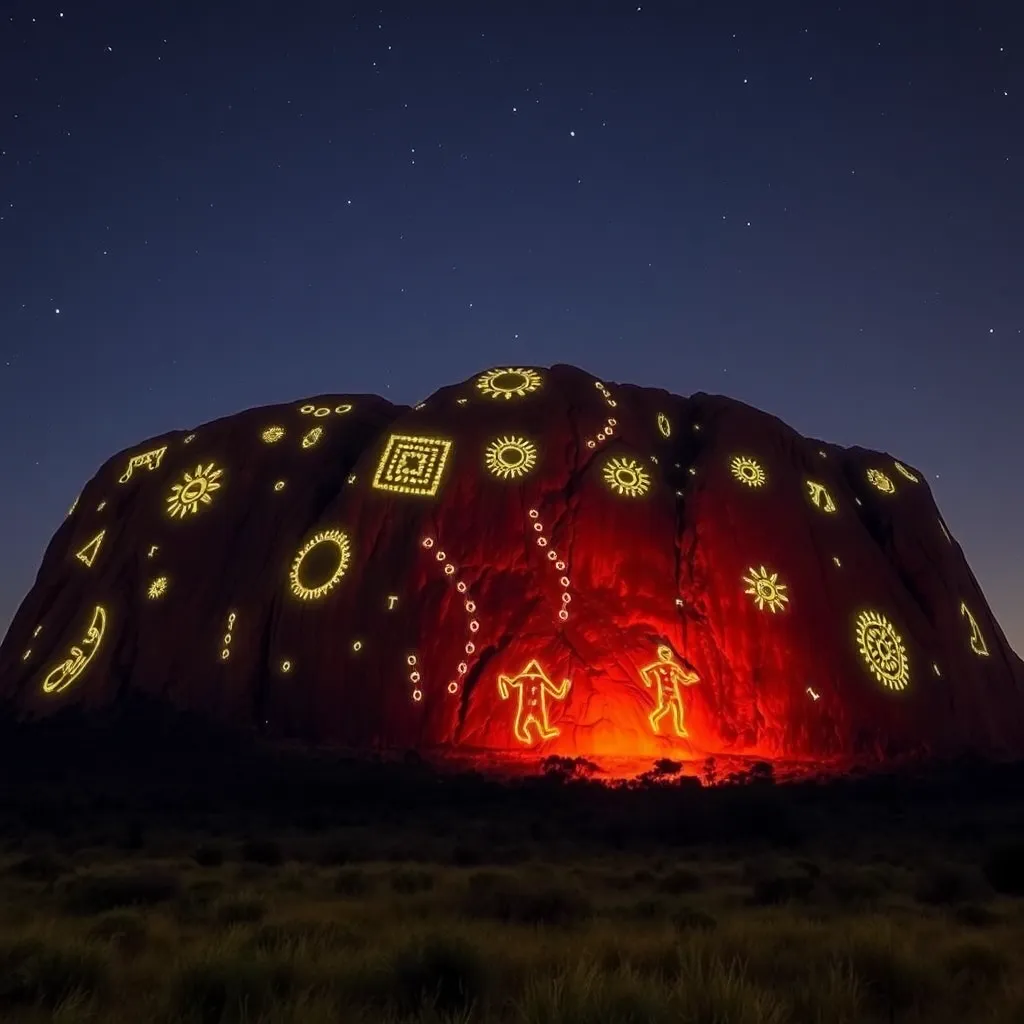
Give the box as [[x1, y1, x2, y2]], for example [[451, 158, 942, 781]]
[[0, 724, 1023, 1022]]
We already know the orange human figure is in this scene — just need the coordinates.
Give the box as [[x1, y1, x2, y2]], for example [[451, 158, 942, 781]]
[[497, 659, 571, 745], [642, 645, 700, 737]]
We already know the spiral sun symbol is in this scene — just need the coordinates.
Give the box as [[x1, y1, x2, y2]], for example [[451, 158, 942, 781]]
[[603, 456, 652, 498], [475, 367, 543, 400], [289, 529, 352, 601], [147, 576, 168, 599], [484, 436, 538, 480], [730, 455, 766, 488], [166, 463, 224, 519], [855, 609, 909, 690], [867, 468, 896, 494], [262, 426, 285, 443], [893, 461, 919, 483], [742, 566, 789, 613]]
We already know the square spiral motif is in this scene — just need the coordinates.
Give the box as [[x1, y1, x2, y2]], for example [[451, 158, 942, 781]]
[[372, 434, 453, 497]]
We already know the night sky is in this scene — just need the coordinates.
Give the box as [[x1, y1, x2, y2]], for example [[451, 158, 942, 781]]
[[1, 2, 1021, 653]]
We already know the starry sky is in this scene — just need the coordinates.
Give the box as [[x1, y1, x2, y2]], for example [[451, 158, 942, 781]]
[[1, 2, 1021, 654]]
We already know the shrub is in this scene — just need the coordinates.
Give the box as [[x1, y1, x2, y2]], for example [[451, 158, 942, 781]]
[[167, 951, 296, 1024], [390, 867, 434, 894], [193, 843, 225, 867], [387, 933, 488, 1015], [982, 841, 1024, 895], [87, 910, 149, 955], [914, 863, 985, 905], [215, 894, 267, 926], [239, 838, 284, 866], [672, 906, 717, 931], [656, 866, 703, 894], [750, 872, 815, 905], [462, 870, 592, 926], [4, 850, 68, 884], [334, 867, 372, 896], [59, 868, 181, 914], [0, 936, 109, 1009]]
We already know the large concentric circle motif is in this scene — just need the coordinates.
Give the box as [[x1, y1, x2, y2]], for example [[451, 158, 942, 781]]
[[730, 455, 766, 488], [855, 609, 909, 691], [484, 435, 538, 480], [603, 455, 651, 497], [289, 529, 352, 600], [867, 468, 896, 494], [475, 367, 543, 400]]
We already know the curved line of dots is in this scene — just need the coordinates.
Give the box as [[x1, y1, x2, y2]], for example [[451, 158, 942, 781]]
[[527, 509, 571, 621], [421, 537, 480, 695], [584, 380, 619, 450]]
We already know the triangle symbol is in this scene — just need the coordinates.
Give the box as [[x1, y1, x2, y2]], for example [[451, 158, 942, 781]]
[[76, 530, 105, 567]]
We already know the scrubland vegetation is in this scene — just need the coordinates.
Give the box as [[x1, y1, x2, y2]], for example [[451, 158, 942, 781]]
[[1, 715, 1024, 1022]]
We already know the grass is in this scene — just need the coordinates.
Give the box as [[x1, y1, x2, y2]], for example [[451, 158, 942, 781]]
[[0, 728, 1022, 1021]]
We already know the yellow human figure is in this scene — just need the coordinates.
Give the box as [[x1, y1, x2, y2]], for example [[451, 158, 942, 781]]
[[642, 645, 700, 737], [497, 659, 571, 745]]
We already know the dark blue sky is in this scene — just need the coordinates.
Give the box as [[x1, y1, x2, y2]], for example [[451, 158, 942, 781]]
[[2, 1, 1021, 652]]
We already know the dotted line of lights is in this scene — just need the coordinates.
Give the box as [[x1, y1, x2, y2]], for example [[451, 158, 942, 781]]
[[421, 536, 480, 695], [584, 380, 618, 450], [220, 611, 236, 661], [527, 509, 571, 621]]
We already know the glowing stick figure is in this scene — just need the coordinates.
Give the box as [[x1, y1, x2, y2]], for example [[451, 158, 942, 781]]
[[497, 659, 571, 745], [642, 646, 700, 737]]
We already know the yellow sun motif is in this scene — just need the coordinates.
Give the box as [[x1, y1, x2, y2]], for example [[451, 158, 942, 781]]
[[867, 468, 896, 494], [731, 455, 766, 488], [475, 366, 543, 400], [147, 576, 168, 599], [262, 426, 285, 443], [289, 529, 352, 600], [742, 566, 789, 613], [602, 456, 652, 498], [657, 413, 671, 437], [855, 609, 909, 690], [484, 436, 538, 480], [166, 463, 224, 519], [893, 461, 919, 483], [301, 427, 323, 449]]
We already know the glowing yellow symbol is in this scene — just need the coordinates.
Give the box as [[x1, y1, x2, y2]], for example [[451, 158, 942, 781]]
[[335, 404, 352, 415], [657, 413, 671, 437], [642, 646, 700, 737], [147, 545, 158, 558], [41, 605, 107, 695], [485, 436, 537, 480], [960, 602, 989, 657], [832, 556, 842, 567], [894, 460, 919, 483], [372, 433, 453, 496], [262, 426, 285, 443], [855, 610, 909, 691], [939, 518, 952, 543], [75, 530, 105, 567], [183, 434, 196, 444], [281, 660, 292, 673], [387, 595, 399, 610], [743, 566, 789, 613], [806, 480, 837, 513], [221, 611, 237, 660], [730, 456, 766, 488], [497, 660, 571, 745], [289, 529, 352, 600], [301, 427, 323, 449], [67, 495, 79, 517], [166, 463, 224, 518], [274, 480, 286, 492], [96, 501, 107, 512], [806, 687, 820, 701], [118, 446, 167, 484], [867, 468, 895, 494], [603, 456, 651, 497], [475, 366, 542, 400], [147, 576, 168, 599]]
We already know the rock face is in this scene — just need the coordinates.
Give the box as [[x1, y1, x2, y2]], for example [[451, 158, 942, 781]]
[[2, 363, 1022, 770]]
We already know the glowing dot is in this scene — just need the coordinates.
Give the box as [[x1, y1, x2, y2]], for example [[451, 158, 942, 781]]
[[274, 480, 286, 491], [422, 537, 434, 548], [558, 609, 569, 620], [465, 601, 476, 613], [469, 620, 479, 632], [281, 660, 292, 673], [448, 681, 459, 693], [407, 654, 417, 666], [352, 640, 362, 652], [412, 689, 423, 701], [410, 671, 420, 683]]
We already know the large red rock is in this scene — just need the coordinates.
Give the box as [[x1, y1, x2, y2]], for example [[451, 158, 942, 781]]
[[2, 364, 1022, 773]]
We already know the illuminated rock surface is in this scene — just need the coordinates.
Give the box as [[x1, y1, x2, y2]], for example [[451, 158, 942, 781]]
[[2, 364, 1023, 773]]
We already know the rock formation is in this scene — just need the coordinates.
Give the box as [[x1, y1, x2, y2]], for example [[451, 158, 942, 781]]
[[2, 364, 1022, 772]]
